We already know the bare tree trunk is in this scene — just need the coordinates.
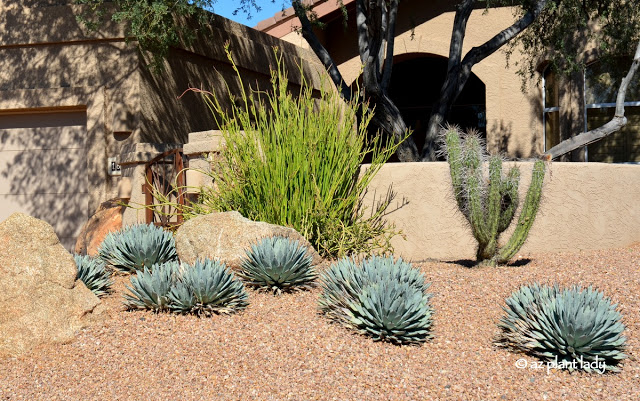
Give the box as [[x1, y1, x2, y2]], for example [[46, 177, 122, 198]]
[[543, 38, 640, 160], [422, 0, 548, 161], [292, 0, 420, 161]]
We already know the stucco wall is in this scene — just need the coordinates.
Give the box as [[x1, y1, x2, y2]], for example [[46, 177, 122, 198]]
[[364, 162, 640, 261], [0, 2, 326, 217]]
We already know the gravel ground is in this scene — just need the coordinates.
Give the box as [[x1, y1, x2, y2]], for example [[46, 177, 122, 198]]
[[1, 245, 639, 400]]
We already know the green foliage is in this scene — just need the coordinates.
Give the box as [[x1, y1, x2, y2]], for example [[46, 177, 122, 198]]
[[98, 224, 178, 274], [497, 283, 628, 373], [74, 0, 263, 70], [124, 261, 181, 312], [188, 45, 401, 258], [74, 254, 114, 298], [239, 236, 316, 294], [319, 256, 433, 345], [168, 259, 249, 316], [441, 126, 545, 266], [502, 0, 640, 83]]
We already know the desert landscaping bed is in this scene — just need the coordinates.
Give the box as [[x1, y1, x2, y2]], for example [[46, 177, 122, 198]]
[[1, 245, 639, 401]]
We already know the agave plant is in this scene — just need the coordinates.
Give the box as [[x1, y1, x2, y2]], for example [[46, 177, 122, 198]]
[[123, 261, 181, 312], [319, 256, 433, 345], [497, 283, 628, 373], [74, 254, 114, 298], [168, 259, 248, 316], [98, 223, 178, 273], [239, 236, 316, 294]]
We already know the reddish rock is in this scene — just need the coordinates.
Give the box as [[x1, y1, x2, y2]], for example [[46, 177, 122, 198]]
[[74, 198, 125, 256]]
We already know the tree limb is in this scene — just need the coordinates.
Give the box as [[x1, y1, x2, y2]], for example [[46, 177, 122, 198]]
[[291, 0, 353, 101], [543, 38, 640, 160], [380, 0, 399, 91], [457, 0, 548, 99]]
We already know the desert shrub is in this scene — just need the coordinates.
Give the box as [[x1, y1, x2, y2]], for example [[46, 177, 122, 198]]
[[98, 223, 178, 273], [185, 45, 401, 258], [74, 254, 114, 298], [123, 261, 181, 312], [319, 255, 433, 345], [239, 236, 316, 294], [440, 125, 545, 266], [497, 283, 628, 373], [168, 259, 248, 316]]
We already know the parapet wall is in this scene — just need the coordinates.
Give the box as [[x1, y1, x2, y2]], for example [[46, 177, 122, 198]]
[[365, 162, 640, 261], [179, 131, 640, 261]]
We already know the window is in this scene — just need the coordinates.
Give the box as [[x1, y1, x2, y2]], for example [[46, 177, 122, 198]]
[[542, 67, 560, 152], [585, 58, 640, 162]]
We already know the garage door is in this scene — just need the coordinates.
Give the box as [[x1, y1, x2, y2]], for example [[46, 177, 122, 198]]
[[0, 110, 88, 251]]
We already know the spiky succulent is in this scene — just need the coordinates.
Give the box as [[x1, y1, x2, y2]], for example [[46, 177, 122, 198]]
[[239, 236, 316, 294], [497, 283, 628, 373], [319, 256, 433, 345], [123, 261, 181, 312], [74, 254, 114, 298], [98, 223, 178, 273], [168, 259, 248, 316]]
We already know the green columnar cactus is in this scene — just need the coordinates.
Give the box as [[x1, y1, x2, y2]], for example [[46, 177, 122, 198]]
[[442, 126, 546, 266]]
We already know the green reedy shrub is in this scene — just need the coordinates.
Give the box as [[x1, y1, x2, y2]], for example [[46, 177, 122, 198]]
[[319, 256, 433, 345], [239, 236, 316, 294], [168, 259, 248, 316], [440, 126, 546, 266], [186, 45, 401, 258], [497, 283, 627, 373], [123, 261, 180, 312], [98, 223, 178, 273], [74, 254, 114, 298]]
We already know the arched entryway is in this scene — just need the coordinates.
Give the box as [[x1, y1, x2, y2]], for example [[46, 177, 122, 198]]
[[388, 53, 487, 155]]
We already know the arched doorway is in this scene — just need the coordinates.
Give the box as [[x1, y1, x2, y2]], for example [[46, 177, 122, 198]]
[[388, 53, 487, 156]]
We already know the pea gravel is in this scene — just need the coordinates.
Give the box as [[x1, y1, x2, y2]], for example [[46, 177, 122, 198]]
[[1, 245, 639, 400]]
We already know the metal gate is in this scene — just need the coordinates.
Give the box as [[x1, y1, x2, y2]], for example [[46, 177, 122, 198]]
[[143, 149, 187, 229]]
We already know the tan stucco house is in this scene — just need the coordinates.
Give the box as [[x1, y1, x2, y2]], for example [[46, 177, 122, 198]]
[[0, 1, 321, 249], [1, 1, 638, 253], [257, 0, 640, 163]]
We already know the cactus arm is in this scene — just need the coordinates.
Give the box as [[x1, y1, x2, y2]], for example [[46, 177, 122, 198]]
[[498, 166, 520, 234], [497, 160, 546, 264], [463, 134, 490, 247], [480, 156, 503, 260], [444, 128, 467, 213]]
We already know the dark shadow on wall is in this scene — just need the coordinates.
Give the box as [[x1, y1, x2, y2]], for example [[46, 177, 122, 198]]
[[0, 1, 138, 250], [137, 13, 327, 144]]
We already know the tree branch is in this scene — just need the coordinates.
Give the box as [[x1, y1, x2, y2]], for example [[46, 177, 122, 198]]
[[456, 0, 548, 99], [381, 0, 399, 91], [292, 0, 353, 101], [543, 38, 640, 160]]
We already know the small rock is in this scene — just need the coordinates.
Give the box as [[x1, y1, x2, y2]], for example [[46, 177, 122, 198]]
[[175, 211, 322, 269]]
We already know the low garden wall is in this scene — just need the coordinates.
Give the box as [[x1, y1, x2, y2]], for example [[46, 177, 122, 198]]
[[178, 131, 640, 262], [365, 161, 640, 261]]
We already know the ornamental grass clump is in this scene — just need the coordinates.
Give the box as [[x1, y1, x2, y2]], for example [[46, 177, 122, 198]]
[[497, 283, 628, 373], [319, 255, 433, 345], [440, 125, 546, 266], [186, 44, 401, 258], [98, 223, 178, 273], [74, 254, 114, 298], [239, 236, 316, 295]]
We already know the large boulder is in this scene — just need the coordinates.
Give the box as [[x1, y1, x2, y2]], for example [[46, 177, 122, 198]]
[[175, 211, 322, 269], [74, 198, 125, 256], [0, 213, 105, 358]]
